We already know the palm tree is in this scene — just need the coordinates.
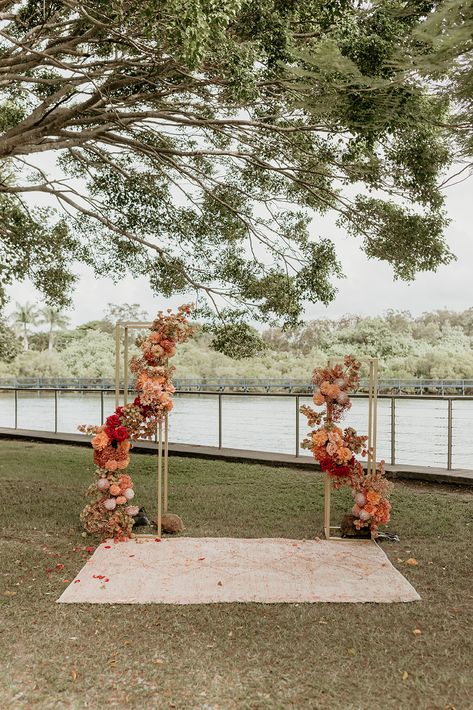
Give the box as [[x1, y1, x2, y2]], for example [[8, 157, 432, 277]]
[[40, 306, 70, 350], [10, 302, 40, 351]]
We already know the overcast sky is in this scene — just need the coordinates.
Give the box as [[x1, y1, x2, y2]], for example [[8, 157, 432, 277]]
[[7, 174, 472, 327]]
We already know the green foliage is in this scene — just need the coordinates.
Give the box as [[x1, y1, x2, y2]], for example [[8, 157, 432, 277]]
[[2, 307, 473, 380], [0, 196, 79, 309], [210, 322, 267, 359], [0, 318, 20, 362], [11, 350, 67, 377], [0, 0, 460, 344]]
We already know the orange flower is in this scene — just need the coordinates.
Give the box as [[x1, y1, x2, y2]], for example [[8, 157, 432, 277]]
[[326, 384, 341, 399], [319, 381, 331, 395], [118, 475, 133, 490], [115, 496, 127, 505], [116, 457, 130, 470], [118, 440, 131, 453], [337, 447, 352, 463], [366, 490, 381, 505], [105, 459, 118, 472], [313, 393, 325, 406], [91, 429, 110, 451], [109, 484, 121, 496], [312, 429, 328, 447]]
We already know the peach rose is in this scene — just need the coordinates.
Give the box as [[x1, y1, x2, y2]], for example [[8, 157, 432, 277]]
[[319, 381, 331, 395], [115, 496, 127, 505], [326, 384, 341, 399], [366, 490, 381, 505], [312, 429, 328, 447], [105, 459, 118, 471], [109, 484, 121, 496], [326, 442, 338, 457], [337, 447, 352, 463], [91, 429, 110, 451]]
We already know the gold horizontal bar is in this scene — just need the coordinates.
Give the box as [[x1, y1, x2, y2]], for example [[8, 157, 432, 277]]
[[115, 321, 153, 327]]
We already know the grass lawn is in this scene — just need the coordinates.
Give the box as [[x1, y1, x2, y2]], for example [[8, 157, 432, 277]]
[[1, 439, 472, 710]]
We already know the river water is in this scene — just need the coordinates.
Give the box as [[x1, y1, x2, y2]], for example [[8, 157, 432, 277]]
[[0, 391, 471, 470]]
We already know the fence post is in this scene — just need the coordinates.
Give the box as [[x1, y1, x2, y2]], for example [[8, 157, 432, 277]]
[[390, 397, 395, 465], [14, 389, 18, 429], [447, 399, 453, 470], [54, 389, 58, 433], [218, 394, 223, 449], [295, 395, 300, 457]]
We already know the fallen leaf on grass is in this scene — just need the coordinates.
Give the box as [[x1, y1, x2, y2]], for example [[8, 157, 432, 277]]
[[55, 563, 64, 571], [153, 659, 164, 665], [406, 558, 418, 566], [402, 671, 409, 681], [412, 629, 422, 636], [347, 648, 357, 656], [3, 590, 17, 597], [70, 670, 77, 681], [198, 556, 205, 561], [318, 620, 328, 625]]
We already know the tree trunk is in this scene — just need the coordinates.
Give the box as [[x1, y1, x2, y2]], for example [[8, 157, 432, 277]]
[[48, 327, 54, 351], [23, 324, 28, 351]]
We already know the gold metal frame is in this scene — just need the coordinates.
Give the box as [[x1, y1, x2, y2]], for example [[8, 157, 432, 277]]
[[114, 321, 168, 537], [324, 357, 378, 540]]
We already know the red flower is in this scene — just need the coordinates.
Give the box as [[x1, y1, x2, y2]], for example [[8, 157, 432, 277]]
[[106, 414, 121, 428], [105, 425, 129, 442]]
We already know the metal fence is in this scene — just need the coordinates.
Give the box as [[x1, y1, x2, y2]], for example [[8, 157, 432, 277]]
[[1, 377, 473, 395], [0, 387, 472, 471]]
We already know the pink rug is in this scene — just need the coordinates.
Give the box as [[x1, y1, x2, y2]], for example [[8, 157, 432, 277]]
[[57, 537, 420, 604]]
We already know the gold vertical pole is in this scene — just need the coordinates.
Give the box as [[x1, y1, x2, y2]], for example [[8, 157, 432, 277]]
[[372, 359, 378, 474], [123, 326, 129, 406], [157, 419, 163, 537], [367, 360, 374, 475], [164, 413, 169, 513], [115, 325, 121, 409], [324, 475, 331, 539]]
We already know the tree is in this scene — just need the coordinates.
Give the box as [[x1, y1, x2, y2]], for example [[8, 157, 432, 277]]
[[0, 318, 20, 362], [40, 305, 70, 350], [10, 301, 39, 350], [402, 0, 473, 179], [0, 1, 456, 349]]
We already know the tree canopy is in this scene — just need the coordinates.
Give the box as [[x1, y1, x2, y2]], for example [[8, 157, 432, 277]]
[[0, 0, 465, 339]]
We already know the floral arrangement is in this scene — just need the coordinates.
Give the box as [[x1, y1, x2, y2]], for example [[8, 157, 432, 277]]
[[79, 305, 195, 541], [301, 355, 392, 536]]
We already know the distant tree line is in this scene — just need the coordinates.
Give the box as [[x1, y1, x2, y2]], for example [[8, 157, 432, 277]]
[[0, 305, 472, 380]]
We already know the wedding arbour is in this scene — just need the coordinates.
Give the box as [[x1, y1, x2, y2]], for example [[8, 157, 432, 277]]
[[78, 306, 392, 542], [79, 305, 195, 540]]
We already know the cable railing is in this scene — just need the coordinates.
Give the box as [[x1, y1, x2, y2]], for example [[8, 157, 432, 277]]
[[0, 387, 472, 471], [1, 377, 473, 395]]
